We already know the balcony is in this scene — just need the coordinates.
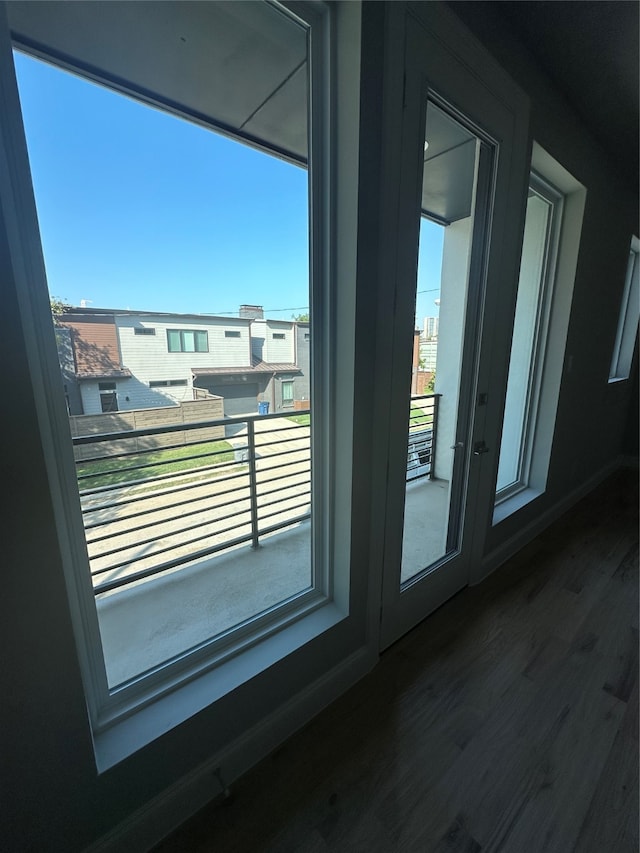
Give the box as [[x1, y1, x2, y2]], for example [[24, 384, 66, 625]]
[[74, 394, 445, 686]]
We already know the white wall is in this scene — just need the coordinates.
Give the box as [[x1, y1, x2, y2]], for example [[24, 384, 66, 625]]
[[264, 321, 295, 363], [116, 315, 252, 377], [433, 216, 473, 479]]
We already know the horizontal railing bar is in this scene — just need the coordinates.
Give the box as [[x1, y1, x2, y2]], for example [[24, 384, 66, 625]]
[[86, 472, 312, 543], [75, 435, 233, 469], [85, 485, 253, 544], [89, 504, 254, 561], [91, 510, 263, 577], [250, 432, 306, 455], [74, 408, 312, 447], [253, 513, 311, 540], [86, 472, 313, 544], [93, 531, 259, 594], [94, 508, 313, 594], [85, 396, 441, 595], [81, 468, 249, 516], [258, 494, 311, 516], [256, 477, 311, 501], [77, 445, 235, 483], [253, 448, 311, 470], [79, 455, 243, 497]]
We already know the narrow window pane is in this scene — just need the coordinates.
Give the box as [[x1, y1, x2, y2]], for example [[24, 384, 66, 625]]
[[182, 330, 196, 352], [495, 175, 561, 499], [609, 240, 639, 381], [167, 330, 180, 352], [195, 330, 208, 352]]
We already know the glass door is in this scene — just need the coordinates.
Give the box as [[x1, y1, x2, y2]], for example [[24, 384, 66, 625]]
[[379, 9, 528, 648]]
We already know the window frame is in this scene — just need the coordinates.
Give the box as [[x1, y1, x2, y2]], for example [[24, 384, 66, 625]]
[[609, 236, 639, 382], [224, 330, 241, 339], [167, 328, 209, 353], [134, 326, 155, 336], [495, 170, 563, 504], [2, 0, 353, 767], [281, 379, 294, 404]]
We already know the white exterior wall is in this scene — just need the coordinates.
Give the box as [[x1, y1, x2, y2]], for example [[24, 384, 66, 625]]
[[264, 321, 295, 363], [434, 217, 473, 479], [113, 315, 251, 408], [419, 338, 438, 372], [79, 376, 185, 413]]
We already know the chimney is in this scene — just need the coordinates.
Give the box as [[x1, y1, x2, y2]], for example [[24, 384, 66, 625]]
[[239, 304, 264, 320]]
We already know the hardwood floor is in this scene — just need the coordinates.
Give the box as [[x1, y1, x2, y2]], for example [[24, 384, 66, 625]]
[[153, 469, 639, 853]]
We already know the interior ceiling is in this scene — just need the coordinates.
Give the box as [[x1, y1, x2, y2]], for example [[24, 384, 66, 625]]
[[8, 2, 637, 217], [482, 0, 640, 189], [8, 1, 309, 163]]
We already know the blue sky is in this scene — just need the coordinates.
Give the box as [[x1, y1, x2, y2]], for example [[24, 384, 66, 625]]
[[14, 50, 442, 324]]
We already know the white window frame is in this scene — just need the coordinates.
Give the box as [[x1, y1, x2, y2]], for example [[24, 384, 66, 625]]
[[167, 328, 208, 353], [2, 0, 355, 770], [495, 171, 563, 503], [493, 144, 586, 525], [282, 379, 294, 404], [609, 236, 639, 382]]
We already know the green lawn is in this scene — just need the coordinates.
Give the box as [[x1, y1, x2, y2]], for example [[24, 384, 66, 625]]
[[286, 413, 310, 426], [77, 439, 234, 489], [409, 406, 433, 429]]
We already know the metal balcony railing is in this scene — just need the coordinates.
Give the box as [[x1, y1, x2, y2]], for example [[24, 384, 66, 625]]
[[74, 395, 439, 595]]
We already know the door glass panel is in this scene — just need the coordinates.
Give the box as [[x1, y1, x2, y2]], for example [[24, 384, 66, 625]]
[[401, 100, 485, 584]]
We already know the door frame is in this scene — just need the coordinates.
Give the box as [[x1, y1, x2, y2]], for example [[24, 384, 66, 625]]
[[372, 2, 531, 649]]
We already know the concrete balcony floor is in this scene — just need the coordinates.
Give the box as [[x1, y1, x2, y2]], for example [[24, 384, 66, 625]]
[[97, 476, 450, 686]]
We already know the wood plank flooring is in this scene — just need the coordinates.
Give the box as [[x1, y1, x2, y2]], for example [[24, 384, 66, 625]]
[[153, 469, 638, 853]]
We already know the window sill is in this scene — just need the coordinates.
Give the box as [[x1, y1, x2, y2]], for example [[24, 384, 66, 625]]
[[93, 599, 346, 772], [492, 485, 544, 526]]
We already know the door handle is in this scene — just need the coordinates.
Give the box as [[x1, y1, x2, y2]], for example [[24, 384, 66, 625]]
[[473, 441, 489, 456], [450, 441, 464, 450]]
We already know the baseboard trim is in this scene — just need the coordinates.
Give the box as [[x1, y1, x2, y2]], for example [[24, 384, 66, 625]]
[[86, 645, 377, 853], [476, 458, 622, 586]]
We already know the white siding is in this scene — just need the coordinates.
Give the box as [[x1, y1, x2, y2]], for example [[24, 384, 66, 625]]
[[115, 315, 252, 383], [264, 321, 295, 363]]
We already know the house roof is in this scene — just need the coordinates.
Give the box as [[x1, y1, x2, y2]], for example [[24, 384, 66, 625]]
[[193, 357, 301, 377], [59, 307, 251, 325], [76, 368, 132, 381]]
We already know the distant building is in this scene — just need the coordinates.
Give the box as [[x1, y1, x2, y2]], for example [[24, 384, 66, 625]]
[[423, 316, 439, 339], [55, 306, 310, 417], [420, 338, 438, 372]]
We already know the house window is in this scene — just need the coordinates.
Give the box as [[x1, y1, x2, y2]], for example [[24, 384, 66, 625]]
[[272, 332, 286, 340], [149, 379, 188, 388], [98, 381, 116, 391], [282, 379, 294, 405], [609, 237, 639, 382], [134, 327, 155, 336], [304, 333, 310, 341], [100, 392, 118, 412], [167, 329, 208, 353], [224, 330, 241, 338], [495, 172, 563, 500]]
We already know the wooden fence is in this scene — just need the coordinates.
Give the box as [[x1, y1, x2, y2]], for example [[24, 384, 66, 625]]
[[70, 398, 225, 460]]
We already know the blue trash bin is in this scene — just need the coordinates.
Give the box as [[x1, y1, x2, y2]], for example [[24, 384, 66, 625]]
[[258, 401, 269, 415]]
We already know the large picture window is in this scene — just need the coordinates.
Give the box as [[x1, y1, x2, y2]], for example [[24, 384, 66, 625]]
[[8, 0, 339, 761]]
